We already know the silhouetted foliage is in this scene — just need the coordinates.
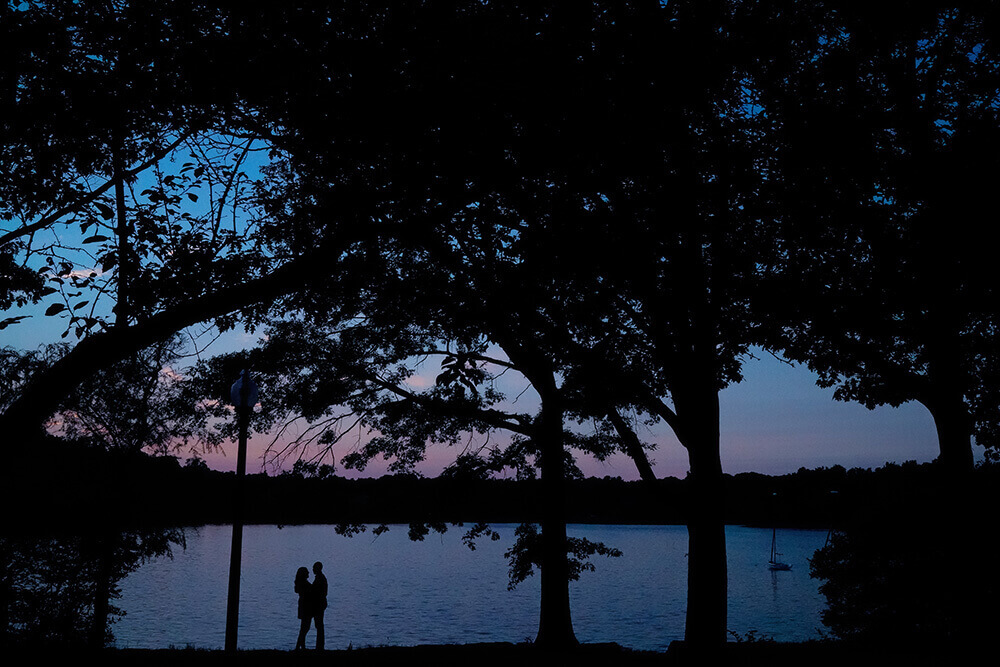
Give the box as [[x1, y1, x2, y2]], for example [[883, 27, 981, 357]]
[[12, 438, 984, 532], [810, 512, 995, 645], [502, 523, 623, 591], [803, 461, 998, 647], [4, 0, 1000, 654], [0, 530, 182, 649], [1, 337, 212, 454], [757, 1, 1000, 472], [0, 336, 197, 647]]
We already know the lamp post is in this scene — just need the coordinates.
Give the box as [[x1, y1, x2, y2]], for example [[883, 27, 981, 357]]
[[225, 369, 257, 652]]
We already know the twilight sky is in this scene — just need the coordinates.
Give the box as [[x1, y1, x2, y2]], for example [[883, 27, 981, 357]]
[[4, 153, 948, 480], [192, 345, 947, 480], [2, 301, 959, 480]]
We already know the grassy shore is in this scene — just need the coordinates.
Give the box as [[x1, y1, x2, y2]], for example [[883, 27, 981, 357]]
[[2, 641, 976, 667]]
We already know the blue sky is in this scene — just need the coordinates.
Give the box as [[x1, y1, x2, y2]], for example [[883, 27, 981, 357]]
[[553, 349, 941, 480]]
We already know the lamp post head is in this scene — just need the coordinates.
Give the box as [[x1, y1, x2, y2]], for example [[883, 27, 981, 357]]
[[230, 369, 259, 409]]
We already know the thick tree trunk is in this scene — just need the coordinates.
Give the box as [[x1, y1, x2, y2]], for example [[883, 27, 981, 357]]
[[923, 314, 974, 476], [676, 387, 727, 649], [501, 338, 578, 649], [926, 394, 974, 474], [660, 135, 729, 649], [919, 224, 974, 476], [533, 386, 577, 648]]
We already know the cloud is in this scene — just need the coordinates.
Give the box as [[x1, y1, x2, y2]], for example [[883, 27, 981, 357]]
[[160, 365, 185, 382], [407, 372, 434, 389], [42, 267, 106, 280]]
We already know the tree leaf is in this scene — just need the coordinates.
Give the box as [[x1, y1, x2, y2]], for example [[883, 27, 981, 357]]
[[0, 315, 29, 330], [94, 202, 114, 220], [83, 235, 110, 244], [45, 303, 66, 316]]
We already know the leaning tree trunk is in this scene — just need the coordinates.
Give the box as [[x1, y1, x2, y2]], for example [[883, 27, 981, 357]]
[[0, 231, 372, 444]]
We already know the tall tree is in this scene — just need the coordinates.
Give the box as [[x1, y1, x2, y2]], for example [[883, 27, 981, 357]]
[[532, 2, 778, 647], [755, 1, 1000, 475]]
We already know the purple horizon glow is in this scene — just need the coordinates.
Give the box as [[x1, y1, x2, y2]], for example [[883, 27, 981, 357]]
[[197, 350, 947, 481], [2, 309, 952, 480]]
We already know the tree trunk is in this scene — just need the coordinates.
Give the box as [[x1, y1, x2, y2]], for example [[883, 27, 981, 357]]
[[661, 130, 729, 649], [86, 532, 115, 649], [113, 129, 130, 328], [926, 393, 974, 475], [533, 386, 577, 648], [675, 382, 728, 649], [923, 310, 974, 476], [497, 335, 578, 649], [0, 542, 10, 649], [608, 410, 657, 484]]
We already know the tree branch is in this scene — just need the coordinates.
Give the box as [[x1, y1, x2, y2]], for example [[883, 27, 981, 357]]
[[606, 409, 658, 483], [1, 128, 202, 250], [366, 373, 536, 438], [0, 222, 403, 440]]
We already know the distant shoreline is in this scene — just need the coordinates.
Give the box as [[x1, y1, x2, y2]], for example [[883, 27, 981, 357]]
[[6, 437, 997, 536]]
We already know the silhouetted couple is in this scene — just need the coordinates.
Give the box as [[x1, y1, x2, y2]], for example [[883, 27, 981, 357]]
[[294, 561, 328, 650]]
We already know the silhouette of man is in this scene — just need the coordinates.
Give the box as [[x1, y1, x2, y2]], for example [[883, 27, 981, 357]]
[[312, 561, 328, 650]]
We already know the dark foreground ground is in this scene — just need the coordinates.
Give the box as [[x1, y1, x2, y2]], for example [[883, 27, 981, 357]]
[[0, 641, 980, 666]]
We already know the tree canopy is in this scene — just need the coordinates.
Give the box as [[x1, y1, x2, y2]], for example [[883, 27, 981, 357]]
[[2, 0, 999, 653], [756, 1, 1000, 472]]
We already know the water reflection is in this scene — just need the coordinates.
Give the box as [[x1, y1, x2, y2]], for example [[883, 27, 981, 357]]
[[114, 524, 828, 651]]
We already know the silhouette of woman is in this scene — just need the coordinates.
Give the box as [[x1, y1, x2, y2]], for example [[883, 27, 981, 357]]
[[294, 566, 312, 650]]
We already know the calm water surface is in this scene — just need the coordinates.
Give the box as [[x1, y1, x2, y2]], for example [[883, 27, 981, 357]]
[[114, 524, 828, 651]]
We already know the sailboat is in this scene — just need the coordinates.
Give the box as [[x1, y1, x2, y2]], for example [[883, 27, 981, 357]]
[[768, 527, 792, 571]]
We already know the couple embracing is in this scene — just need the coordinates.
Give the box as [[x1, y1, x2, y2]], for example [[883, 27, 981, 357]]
[[294, 561, 328, 650]]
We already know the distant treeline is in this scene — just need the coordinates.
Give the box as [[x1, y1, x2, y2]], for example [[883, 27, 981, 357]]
[[5, 436, 996, 536]]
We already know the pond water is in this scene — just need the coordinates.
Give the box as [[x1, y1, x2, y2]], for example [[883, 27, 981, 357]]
[[114, 523, 829, 651]]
